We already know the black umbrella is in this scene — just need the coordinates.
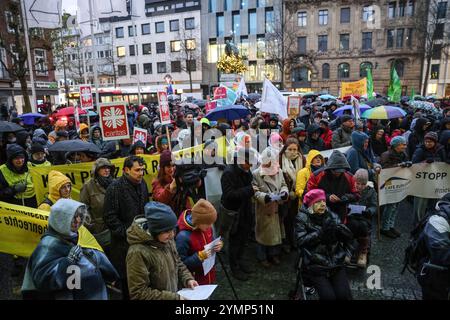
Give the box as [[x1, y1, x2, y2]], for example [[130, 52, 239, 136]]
[[365, 98, 388, 107], [48, 140, 102, 154], [0, 121, 26, 133]]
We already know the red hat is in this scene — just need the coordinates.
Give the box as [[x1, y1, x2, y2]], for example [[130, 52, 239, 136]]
[[303, 189, 326, 208]]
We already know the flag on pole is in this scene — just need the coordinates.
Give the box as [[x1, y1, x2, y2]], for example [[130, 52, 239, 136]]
[[24, 0, 63, 28], [236, 77, 248, 98], [409, 87, 415, 101], [387, 63, 402, 103], [260, 79, 287, 119], [366, 67, 374, 101], [351, 95, 361, 122]]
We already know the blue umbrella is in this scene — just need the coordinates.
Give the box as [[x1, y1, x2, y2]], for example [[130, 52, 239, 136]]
[[319, 94, 336, 101], [332, 104, 371, 117], [205, 105, 250, 121], [18, 113, 46, 125]]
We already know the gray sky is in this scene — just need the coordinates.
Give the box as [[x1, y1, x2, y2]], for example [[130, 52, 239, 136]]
[[62, 0, 77, 15]]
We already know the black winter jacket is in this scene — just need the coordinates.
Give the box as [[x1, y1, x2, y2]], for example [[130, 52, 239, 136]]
[[220, 164, 254, 212], [412, 144, 447, 164]]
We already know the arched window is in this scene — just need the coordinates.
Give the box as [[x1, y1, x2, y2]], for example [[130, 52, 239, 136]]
[[360, 62, 373, 78], [292, 66, 311, 82], [392, 60, 404, 77], [338, 63, 350, 79], [322, 63, 330, 79]]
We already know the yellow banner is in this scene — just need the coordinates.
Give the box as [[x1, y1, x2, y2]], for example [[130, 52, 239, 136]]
[[0, 201, 102, 258], [341, 78, 368, 97]]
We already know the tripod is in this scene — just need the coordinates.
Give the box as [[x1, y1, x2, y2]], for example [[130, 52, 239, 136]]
[[216, 251, 239, 300]]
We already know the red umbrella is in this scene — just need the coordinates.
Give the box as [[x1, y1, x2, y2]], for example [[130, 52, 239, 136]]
[[55, 107, 87, 117]]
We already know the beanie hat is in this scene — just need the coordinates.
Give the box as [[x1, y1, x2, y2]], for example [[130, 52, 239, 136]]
[[424, 131, 438, 143], [390, 136, 406, 148], [159, 150, 173, 168], [191, 199, 217, 226], [303, 189, 326, 208], [144, 202, 178, 235], [354, 169, 369, 185], [340, 114, 354, 123], [30, 142, 45, 154]]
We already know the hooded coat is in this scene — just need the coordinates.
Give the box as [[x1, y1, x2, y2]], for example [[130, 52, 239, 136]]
[[280, 119, 292, 142], [295, 150, 324, 207], [331, 125, 353, 149], [346, 131, 377, 181], [408, 118, 430, 157], [90, 125, 107, 150], [129, 140, 146, 155], [370, 127, 388, 157], [38, 170, 71, 212], [412, 142, 447, 164], [21, 199, 119, 300], [305, 124, 325, 151], [126, 216, 194, 300]]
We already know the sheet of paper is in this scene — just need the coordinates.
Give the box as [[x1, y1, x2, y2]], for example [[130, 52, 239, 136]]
[[202, 237, 222, 276], [348, 204, 366, 215], [177, 285, 218, 300]]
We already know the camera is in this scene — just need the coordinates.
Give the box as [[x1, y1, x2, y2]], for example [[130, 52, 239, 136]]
[[174, 164, 207, 188]]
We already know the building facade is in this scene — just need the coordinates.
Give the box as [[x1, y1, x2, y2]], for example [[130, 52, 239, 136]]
[[284, 0, 422, 97]]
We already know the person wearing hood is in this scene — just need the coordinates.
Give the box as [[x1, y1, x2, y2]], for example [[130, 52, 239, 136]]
[[151, 135, 169, 155], [305, 123, 325, 151], [0, 144, 37, 207], [280, 119, 294, 142], [126, 202, 197, 300], [15, 130, 32, 154], [291, 123, 309, 154], [78, 123, 90, 142], [417, 193, 450, 300], [269, 114, 280, 130], [252, 147, 289, 268], [38, 170, 72, 211], [295, 189, 353, 300], [28, 143, 51, 167], [32, 128, 51, 149], [319, 119, 333, 150], [104, 155, 149, 300], [80, 158, 115, 251], [295, 150, 324, 208], [175, 199, 223, 285], [129, 140, 146, 156], [346, 131, 381, 183], [307, 150, 359, 221], [90, 125, 107, 150], [331, 115, 354, 148], [370, 126, 389, 160], [21, 199, 119, 300], [48, 119, 67, 145], [407, 117, 431, 158]]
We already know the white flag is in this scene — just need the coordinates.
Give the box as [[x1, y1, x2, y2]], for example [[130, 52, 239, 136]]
[[24, 0, 63, 28], [236, 77, 248, 98], [260, 79, 287, 119], [351, 95, 361, 121]]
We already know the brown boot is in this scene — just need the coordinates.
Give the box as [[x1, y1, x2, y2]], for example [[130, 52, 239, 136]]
[[356, 237, 370, 268]]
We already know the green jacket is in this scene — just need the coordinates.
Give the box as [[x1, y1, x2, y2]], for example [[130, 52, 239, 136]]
[[80, 178, 107, 234], [126, 217, 194, 300]]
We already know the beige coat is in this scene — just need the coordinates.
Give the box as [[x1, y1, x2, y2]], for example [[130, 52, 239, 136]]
[[252, 168, 288, 246]]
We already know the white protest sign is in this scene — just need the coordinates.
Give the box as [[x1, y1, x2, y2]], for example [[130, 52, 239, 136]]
[[133, 127, 148, 146], [202, 236, 222, 276]]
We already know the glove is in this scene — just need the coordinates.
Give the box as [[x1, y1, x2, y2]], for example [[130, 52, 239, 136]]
[[280, 191, 288, 201], [12, 182, 27, 194], [340, 195, 350, 204], [426, 158, 434, 164], [67, 245, 83, 264], [320, 219, 338, 244], [399, 162, 408, 168], [405, 161, 413, 168], [198, 249, 212, 261], [264, 195, 272, 204]]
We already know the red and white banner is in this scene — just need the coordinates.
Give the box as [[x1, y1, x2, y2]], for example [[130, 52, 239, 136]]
[[213, 87, 227, 100], [133, 127, 148, 146], [79, 85, 93, 109], [287, 96, 302, 118], [205, 101, 217, 113], [158, 91, 171, 125], [99, 102, 129, 141]]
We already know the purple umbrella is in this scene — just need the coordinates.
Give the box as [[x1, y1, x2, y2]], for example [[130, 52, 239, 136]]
[[332, 104, 371, 117], [18, 113, 46, 125]]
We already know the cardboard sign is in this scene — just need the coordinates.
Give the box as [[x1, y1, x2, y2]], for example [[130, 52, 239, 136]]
[[213, 87, 227, 100], [341, 78, 368, 97], [205, 101, 217, 113], [133, 127, 148, 146], [79, 85, 93, 109], [158, 91, 171, 125], [99, 102, 129, 141], [288, 96, 301, 117]]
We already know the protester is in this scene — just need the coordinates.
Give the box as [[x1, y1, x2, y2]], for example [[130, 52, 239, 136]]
[[319, 119, 333, 150], [407, 118, 431, 158], [331, 115, 354, 148], [305, 124, 325, 151], [370, 126, 388, 160], [90, 125, 106, 150], [129, 140, 146, 155], [295, 150, 324, 208], [78, 123, 90, 142], [38, 170, 72, 211], [346, 131, 381, 183], [28, 143, 51, 167]]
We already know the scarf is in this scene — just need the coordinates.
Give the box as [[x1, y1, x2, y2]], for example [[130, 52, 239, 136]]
[[96, 175, 114, 190], [281, 153, 303, 184]]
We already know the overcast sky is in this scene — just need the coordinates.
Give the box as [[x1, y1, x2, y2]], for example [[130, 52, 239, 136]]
[[62, 0, 77, 15]]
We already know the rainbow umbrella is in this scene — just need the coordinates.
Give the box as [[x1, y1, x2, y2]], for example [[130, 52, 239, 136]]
[[361, 105, 406, 119]]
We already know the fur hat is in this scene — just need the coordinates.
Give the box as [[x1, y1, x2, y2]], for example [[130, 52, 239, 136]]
[[191, 199, 217, 226], [303, 189, 326, 208]]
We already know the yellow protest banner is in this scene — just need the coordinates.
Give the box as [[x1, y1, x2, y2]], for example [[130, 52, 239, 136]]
[[0, 201, 102, 258], [341, 78, 368, 97]]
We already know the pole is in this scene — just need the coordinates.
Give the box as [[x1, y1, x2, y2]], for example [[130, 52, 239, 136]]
[[131, 1, 142, 105], [216, 252, 239, 300], [60, 28, 70, 104], [20, 0, 37, 113], [88, 0, 100, 108], [377, 173, 381, 240], [166, 125, 172, 151]]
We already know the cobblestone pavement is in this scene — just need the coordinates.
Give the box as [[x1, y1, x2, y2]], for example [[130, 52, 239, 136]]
[[0, 199, 421, 300]]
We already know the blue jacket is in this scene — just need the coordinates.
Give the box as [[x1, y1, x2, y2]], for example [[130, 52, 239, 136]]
[[346, 131, 377, 181]]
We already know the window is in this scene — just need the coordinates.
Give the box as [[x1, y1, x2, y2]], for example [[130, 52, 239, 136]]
[[241, 0, 248, 9], [298, 37, 307, 54], [257, 36, 265, 59], [157, 62, 166, 73], [97, 51, 104, 58], [170, 41, 181, 52], [185, 18, 195, 30], [116, 27, 124, 38], [319, 10, 328, 25], [339, 34, 350, 50], [155, 22, 164, 33], [437, 1, 447, 19], [217, 14, 224, 37], [130, 64, 137, 75], [432, 44, 442, 59], [232, 12, 240, 36], [208, 38, 218, 63], [298, 11, 307, 27], [388, 2, 396, 18], [129, 45, 137, 56], [407, 0, 415, 16], [142, 43, 151, 55], [240, 36, 249, 59], [341, 8, 350, 23], [249, 10, 257, 34], [406, 28, 413, 47], [292, 67, 311, 83], [156, 42, 165, 54], [265, 8, 274, 33], [141, 23, 150, 35], [171, 61, 181, 72], [96, 37, 104, 45], [187, 60, 196, 72], [170, 20, 179, 32], [363, 5, 375, 21], [186, 39, 196, 50], [360, 62, 373, 78], [117, 46, 125, 57], [209, 0, 217, 12], [34, 49, 47, 76], [399, 1, 406, 17], [143, 63, 152, 74], [0, 49, 8, 79], [397, 28, 404, 48], [128, 25, 137, 37], [434, 23, 444, 40], [318, 35, 328, 52], [105, 50, 111, 58], [225, 0, 233, 11], [387, 29, 395, 48], [431, 64, 440, 79], [362, 32, 372, 50], [118, 65, 126, 76], [322, 63, 330, 79], [338, 63, 350, 79], [392, 60, 404, 77]]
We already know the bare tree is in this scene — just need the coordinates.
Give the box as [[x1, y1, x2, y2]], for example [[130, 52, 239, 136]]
[[415, 0, 450, 96]]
